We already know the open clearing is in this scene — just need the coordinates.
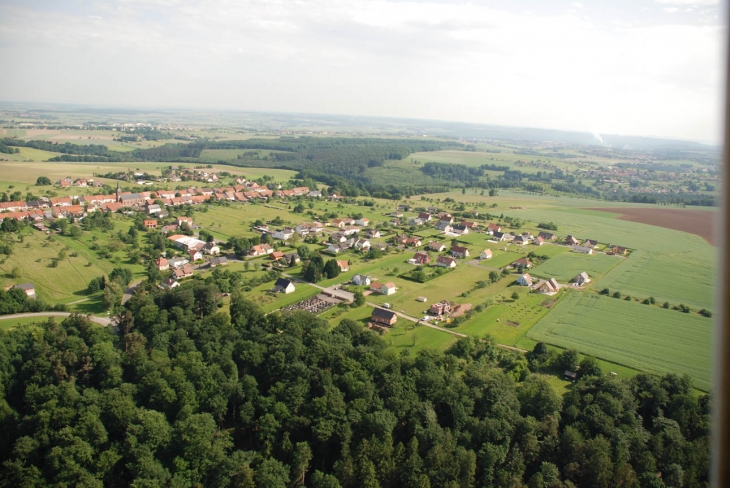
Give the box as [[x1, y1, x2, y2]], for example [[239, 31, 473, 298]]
[[588, 207, 716, 245], [528, 292, 712, 391]]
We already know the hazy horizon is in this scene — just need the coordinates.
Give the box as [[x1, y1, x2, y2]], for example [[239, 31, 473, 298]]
[[0, 0, 725, 142]]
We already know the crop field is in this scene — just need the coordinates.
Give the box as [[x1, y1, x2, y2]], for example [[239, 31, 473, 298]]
[[527, 292, 712, 391], [589, 207, 716, 245], [529, 252, 623, 283]]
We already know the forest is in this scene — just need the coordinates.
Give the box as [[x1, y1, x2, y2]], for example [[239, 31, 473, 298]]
[[0, 280, 710, 487]]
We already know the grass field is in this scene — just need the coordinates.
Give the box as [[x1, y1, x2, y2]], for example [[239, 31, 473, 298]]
[[527, 292, 712, 391], [0, 316, 47, 332], [529, 252, 624, 283]]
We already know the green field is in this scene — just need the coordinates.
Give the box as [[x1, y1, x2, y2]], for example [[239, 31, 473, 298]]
[[529, 251, 624, 283], [527, 292, 712, 391], [0, 316, 46, 332]]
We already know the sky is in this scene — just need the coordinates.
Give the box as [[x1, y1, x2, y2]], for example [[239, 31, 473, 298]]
[[0, 0, 725, 142]]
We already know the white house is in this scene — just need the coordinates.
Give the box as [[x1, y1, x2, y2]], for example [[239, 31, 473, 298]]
[[479, 249, 493, 260], [572, 245, 594, 255], [352, 274, 371, 286], [273, 228, 294, 240], [573, 272, 591, 286], [516, 274, 533, 286], [354, 218, 369, 226], [274, 278, 296, 294], [354, 238, 371, 250], [436, 256, 457, 268], [189, 249, 203, 261], [203, 242, 220, 255], [370, 281, 397, 295]]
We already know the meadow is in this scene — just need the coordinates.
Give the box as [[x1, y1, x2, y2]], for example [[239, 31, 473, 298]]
[[529, 252, 624, 283], [527, 292, 713, 391]]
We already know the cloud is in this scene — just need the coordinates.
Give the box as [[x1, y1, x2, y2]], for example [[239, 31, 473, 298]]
[[0, 0, 723, 141], [655, 0, 718, 5], [663, 7, 681, 12]]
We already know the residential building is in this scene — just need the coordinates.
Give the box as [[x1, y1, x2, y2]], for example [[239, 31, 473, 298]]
[[430, 300, 451, 316], [144, 219, 158, 228], [572, 245, 594, 254], [352, 274, 371, 286], [436, 256, 457, 268], [370, 281, 397, 295], [479, 249, 493, 260], [156, 257, 170, 271], [12, 283, 35, 297], [451, 245, 469, 258], [371, 308, 398, 327], [274, 278, 296, 294], [516, 274, 533, 286], [428, 241, 446, 252], [410, 252, 430, 265], [573, 272, 591, 286]]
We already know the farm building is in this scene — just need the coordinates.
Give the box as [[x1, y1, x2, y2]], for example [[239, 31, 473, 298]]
[[12, 283, 35, 297], [370, 282, 397, 295], [572, 245, 594, 254], [352, 274, 371, 286], [436, 256, 457, 268], [274, 278, 296, 294], [573, 272, 591, 286], [479, 249, 493, 260], [168, 234, 206, 252], [565, 235, 580, 246], [209, 257, 228, 267], [516, 274, 533, 286], [430, 300, 452, 316], [371, 308, 398, 327]]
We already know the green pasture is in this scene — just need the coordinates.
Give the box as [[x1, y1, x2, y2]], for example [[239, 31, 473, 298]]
[[529, 252, 624, 283], [527, 292, 712, 391], [384, 322, 459, 354]]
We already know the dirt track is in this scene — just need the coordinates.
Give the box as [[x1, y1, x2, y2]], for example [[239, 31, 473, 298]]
[[588, 207, 716, 245]]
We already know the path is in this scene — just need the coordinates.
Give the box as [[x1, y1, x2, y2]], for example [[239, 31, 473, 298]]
[[122, 280, 143, 305], [0, 311, 112, 327]]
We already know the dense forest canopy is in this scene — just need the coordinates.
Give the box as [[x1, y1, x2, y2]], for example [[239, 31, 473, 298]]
[[0, 280, 710, 487]]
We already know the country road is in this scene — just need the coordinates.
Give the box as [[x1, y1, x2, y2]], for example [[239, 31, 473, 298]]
[[122, 280, 143, 304], [0, 311, 112, 327]]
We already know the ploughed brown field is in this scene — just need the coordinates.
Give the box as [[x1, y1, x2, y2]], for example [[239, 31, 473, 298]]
[[587, 207, 716, 245]]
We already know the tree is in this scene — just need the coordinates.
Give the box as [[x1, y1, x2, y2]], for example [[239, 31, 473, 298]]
[[579, 356, 602, 378], [297, 245, 311, 260], [10, 266, 22, 279], [293, 203, 305, 213], [323, 259, 341, 279], [511, 291, 520, 301], [109, 267, 133, 287], [352, 292, 365, 307], [558, 349, 580, 372], [489, 271, 500, 283], [35, 176, 52, 186]]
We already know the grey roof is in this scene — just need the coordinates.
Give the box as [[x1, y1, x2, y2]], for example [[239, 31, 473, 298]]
[[13, 283, 34, 290], [371, 308, 397, 321], [275, 278, 293, 288]]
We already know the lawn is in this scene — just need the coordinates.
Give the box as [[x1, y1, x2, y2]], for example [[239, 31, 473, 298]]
[[0, 316, 47, 332], [385, 322, 459, 354], [527, 291, 712, 391], [529, 251, 624, 283]]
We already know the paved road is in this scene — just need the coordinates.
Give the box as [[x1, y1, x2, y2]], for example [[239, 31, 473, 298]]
[[122, 280, 143, 304], [0, 312, 112, 327]]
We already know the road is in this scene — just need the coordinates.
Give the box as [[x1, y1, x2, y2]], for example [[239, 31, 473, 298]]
[[122, 280, 143, 304], [0, 312, 112, 327]]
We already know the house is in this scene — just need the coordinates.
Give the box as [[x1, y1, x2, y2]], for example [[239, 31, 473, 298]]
[[159, 278, 180, 289], [146, 203, 162, 215], [309, 190, 322, 198], [370, 282, 397, 295], [144, 219, 158, 229], [337, 260, 350, 272], [451, 245, 469, 258], [492, 231, 506, 241], [168, 257, 189, 268], [365, 229, 381, 239], [209, 256, 228, 267], [573, 272, 591, 286], [434, 221, 453, 232], [430, 300, 451, 316], [609, 245, 629, 255], [326, 243, 345, 253], [572, 245, 593, 255], [273, 228, 294, 240], [330, 232, 347, 243], [177, 216, 193, 227], [534, 278, 560, 295], [428, 241, 446, 252], [173, 264, 194, 279], [418, 212, 432, 221], [274, 278, 296, 294], [330, 219, 347, 228], [354, 239, 371, 250], [270, 251, 285, 261], [156, 257, 170, 271], [283, 253, 300, 265], [437, 212, 453, 222], [538, 231, 557, 241], [513, 235, 528, 245], [461, 220, 479, 229], [479, 249, 493, 260], [372, 242, 388, 252], [583, 239, 599, 248], [189, 249, 203, 261], [354, 218, 369, 226], [409, 218, 426, 226], [534, 236, 545, 246], [436, 256, 457, 268], [371, 307, 398, 327], [486, 223, 502, 235], [390, 211, 404, 218], [203, 242, 220, 255], [410, 252, 430, 265], [512, 258, 533, 269], [250, 244, 274, 256], [516, 274, 533, 286], [564, 370, 577, 382], [451, 224, 469, 235], [12, 283, 35, 297], [565, 235, 580, 246], [405, 237, 422, 247], [352, 274, 371, 286]]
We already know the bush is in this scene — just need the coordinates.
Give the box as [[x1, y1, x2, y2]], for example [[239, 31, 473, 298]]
[[699, 309, 712, 318], [599, 288, 610, 295], [612, 291, 621, 299]]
